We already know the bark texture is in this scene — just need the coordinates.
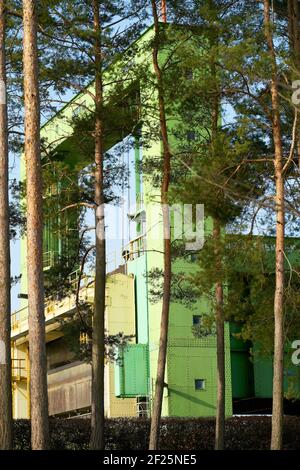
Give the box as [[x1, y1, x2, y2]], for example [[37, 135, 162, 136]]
[[264, 0, 285, 451], [0, 1, 13, 450], [287, 0, 300, 166], [210, 55, 225, 450], [213, 219, 225, 451], [161, 0, 167, 22], [23, 0, 50, 450], [149, 0, 172, 450], [90, 0, 106, 450]]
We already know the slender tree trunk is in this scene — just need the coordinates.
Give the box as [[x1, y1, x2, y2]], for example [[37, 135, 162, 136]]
[[287, 0, 300, 167], [213, 219, 225, 450], [161, 0, 167, 22], [209, 41, 226, 449], [288, 0, 294, 48], [23, 0, 49, 450], [0, 1, 13, 450], [149, 0, 172, 451], [288, 0, 300, 167], [291, 0, 300, 64], [264, 0, 285, 451], [90, 0, 106, 450]]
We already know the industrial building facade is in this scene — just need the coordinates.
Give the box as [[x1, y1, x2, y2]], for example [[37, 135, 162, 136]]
[[11, 23, 300, 419]]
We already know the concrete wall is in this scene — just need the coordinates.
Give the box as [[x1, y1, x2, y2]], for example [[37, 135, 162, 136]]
[[12, 273, 138, 419], [48, 362, 91, 415]]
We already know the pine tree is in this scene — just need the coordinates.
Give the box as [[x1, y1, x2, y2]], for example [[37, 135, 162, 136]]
[[90, 0, 106, 450], [32, 0, 147, 449], [263, 0, 285, 450], [0, 0, 13, 450], [148, 0, 172, 451], [163, 1, 273, 449], [22, 0, 50, 450]]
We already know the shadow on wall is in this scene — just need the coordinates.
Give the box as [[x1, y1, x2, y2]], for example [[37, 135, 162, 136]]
[[168, 387, 217, 411]]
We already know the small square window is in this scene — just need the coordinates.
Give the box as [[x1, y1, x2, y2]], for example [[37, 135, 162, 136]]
[[195, 379, 205, 391], [193, 315, 201, 326]]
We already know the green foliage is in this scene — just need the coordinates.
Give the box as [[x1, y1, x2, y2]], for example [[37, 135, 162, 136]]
[[9, 179, 26, 240], [159, 1, 300, 358], [147, 267, 198, 307], [225, 236, 300, 355], [192, 314, 216, 338]]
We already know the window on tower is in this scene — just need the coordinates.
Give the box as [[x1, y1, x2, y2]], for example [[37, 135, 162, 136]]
[[195, 379, 206, 391]]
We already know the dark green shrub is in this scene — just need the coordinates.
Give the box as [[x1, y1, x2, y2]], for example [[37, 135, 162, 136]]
[[13, 416, 300, 450]]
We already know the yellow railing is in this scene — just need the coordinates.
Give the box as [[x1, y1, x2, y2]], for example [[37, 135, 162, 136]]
[[11, 269, 95, 337], [11, 306, 29, 332], [122, 234, 145, 262], [11, 359, 27, 381]]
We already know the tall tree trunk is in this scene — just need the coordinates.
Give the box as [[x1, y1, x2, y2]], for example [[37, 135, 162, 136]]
[[292, 0, 300, 168], [210, 64, 225, 449], [264, 0, 285, 451], [90, 0, 106, 451], [161, 0, 167, 22], [288, 0, 294, 48], [291, 0, 300, 65], [0, 1, 13, 450], [149, 0, 172, 451], [213, 219, 225, 450], [23, 0, 49, 450], [287, 0, 300, 167]]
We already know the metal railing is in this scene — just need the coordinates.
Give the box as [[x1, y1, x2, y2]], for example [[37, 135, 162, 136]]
[[136, 396, 150, 418], [11, 359, 27, 380], [11, 268, 95, 336], [11, 247, 128, 337], [11, 306, 29, 331], [122, 234, 146, 262], [43, 251, 58, 270]]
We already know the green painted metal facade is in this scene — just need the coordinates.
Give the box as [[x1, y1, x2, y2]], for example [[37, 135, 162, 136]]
[[230, 323, 254, 399], [17, 23, 300, 419], [253, 347, 300, 399], [115, 344, 149, 398]]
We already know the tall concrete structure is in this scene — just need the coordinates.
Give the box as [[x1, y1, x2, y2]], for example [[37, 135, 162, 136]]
[[11, 23, 300, 419]]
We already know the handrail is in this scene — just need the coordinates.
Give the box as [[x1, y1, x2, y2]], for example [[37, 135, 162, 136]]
[[11, 252, 127, 331], [43, 250, 59, 270], [11, 358, 27, 379], [122, 234, 146, 262], [11, 268, 95, 328]]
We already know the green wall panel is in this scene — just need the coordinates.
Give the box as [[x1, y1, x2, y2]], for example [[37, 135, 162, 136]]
[[230, 323, 249, 352], [115, 344, 149, 397], [167, 323, 232, 417], [127, 255, 149, 344], [253, 355, 273, 398], [231, 351, 254, 398], [253, 349, 300, 399]]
